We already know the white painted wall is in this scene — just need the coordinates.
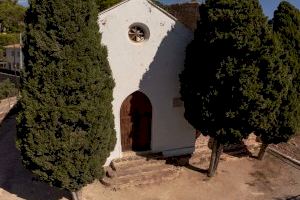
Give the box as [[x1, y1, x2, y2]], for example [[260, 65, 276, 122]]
[[98, 0, 195, 164], [5, 47, 21, 70]]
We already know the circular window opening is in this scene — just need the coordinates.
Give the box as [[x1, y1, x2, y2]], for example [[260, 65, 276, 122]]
[[128, 23, 150, 43]]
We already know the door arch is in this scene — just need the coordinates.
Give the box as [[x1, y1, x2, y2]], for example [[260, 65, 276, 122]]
[[120, 91, 152, 152]]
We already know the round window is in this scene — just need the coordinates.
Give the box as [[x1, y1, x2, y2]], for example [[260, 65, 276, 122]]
[[128, 23, 150, 43]]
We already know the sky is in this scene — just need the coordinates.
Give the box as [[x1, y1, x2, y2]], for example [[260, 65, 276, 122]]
[[17, 0, 300, 19]]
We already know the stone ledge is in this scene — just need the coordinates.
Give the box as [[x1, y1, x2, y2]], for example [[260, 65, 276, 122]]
[[267, 147, 300, 170], [0, 96, 17, 124]]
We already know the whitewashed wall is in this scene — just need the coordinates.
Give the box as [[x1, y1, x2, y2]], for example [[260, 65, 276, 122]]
[[98, 0, 195, 165], [5, 47, 21, 70]]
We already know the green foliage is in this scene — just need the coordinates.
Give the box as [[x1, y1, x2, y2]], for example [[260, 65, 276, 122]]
[[17, 0, 116, 192], [255, 1, 300, 144], [0, 33, 19, 61], [0, 33, 18, 46], [95, 0, 120, 11], [0, 0, 26, 33], [0, 78, 17, 100], [273, 1, 300, 49], [180, 0, 276, 144], [0, 0, 24, 60]]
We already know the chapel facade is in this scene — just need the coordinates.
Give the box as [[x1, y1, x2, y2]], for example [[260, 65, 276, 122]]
[[98, 0, 197, 164]]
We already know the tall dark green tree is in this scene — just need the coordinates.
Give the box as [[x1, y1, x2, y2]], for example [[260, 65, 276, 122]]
[[17, 0, 116, 198], [255, 1, 300, 159], [180, 0, 277, 177], [95, 0, 120, 11]]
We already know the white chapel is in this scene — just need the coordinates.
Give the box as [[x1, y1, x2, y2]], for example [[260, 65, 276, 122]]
[[98, 0, 197, 164]]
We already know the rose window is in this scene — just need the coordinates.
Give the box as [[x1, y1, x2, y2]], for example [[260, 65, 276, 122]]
[[128, 24, 149, 43]]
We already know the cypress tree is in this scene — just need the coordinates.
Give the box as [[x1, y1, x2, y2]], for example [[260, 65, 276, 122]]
[[95, 0, 120, 11], [255, 1, 300, 159], [17, 0, 116, 198], [180, 0, 274, 177]]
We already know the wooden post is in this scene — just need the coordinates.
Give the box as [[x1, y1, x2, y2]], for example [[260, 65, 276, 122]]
[[208, 138, 224, 177], [208, 138, 217, 177], [213, 141, 223, 173]]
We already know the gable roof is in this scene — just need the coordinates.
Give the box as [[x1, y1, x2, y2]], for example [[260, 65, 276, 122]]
[[165, 3, 200, 31], [99, 0, 198, 31]]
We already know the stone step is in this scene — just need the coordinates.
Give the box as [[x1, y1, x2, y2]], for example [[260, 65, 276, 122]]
[[116, 161, 169, 178], [112, 153, 162, 164], [111, 157, 165, 171], [102, 152, 182, 190], [114, 167, 180, 189]]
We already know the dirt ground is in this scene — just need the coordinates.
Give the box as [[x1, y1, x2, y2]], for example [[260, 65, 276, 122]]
[[0, 116, 299, 200]]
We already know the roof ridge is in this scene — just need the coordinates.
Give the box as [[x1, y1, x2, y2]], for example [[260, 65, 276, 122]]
[[98, 0, 192, 32]]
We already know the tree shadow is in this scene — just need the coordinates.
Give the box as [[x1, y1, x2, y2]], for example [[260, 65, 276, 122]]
[[274, 195, 300, 200], [206, 137, 251, 158], [184, 164, 208, 174], [137, 18, 194, 155], [0, 110, 71, 200], [131, 151, 208, 175]]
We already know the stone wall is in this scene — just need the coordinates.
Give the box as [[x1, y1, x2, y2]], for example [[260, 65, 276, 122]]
[[0, 96, 17, 123], [194, 133, 261, 157]]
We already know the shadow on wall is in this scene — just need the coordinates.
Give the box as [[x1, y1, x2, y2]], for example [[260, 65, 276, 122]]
[[138, 19, 195, 153], [139, 21, 185, 106], [0, 109, 71, 200], [135, 21, 208, 172]]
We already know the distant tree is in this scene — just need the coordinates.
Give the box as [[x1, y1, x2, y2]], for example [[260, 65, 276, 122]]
[[17, 0, 116, 199], [180, 0, 277, 177], [0, 0, 26, 33], [95, 0, 120, 11], [255, 1, 300, 160], [0, 78, 17, 100]]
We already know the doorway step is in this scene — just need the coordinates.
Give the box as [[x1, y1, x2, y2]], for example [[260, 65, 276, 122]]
[[101, 152, 181, 190]]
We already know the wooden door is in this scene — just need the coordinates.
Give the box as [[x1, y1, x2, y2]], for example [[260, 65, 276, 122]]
[[120, 91, 152, 151]]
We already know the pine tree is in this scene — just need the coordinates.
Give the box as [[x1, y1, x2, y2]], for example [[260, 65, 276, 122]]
[[180, 0, 275, 177], [17, 0, 116, 198], [256, 1, 300, 159]]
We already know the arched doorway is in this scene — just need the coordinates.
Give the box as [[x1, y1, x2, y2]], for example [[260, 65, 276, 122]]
[[120, 91, 152, 152]]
